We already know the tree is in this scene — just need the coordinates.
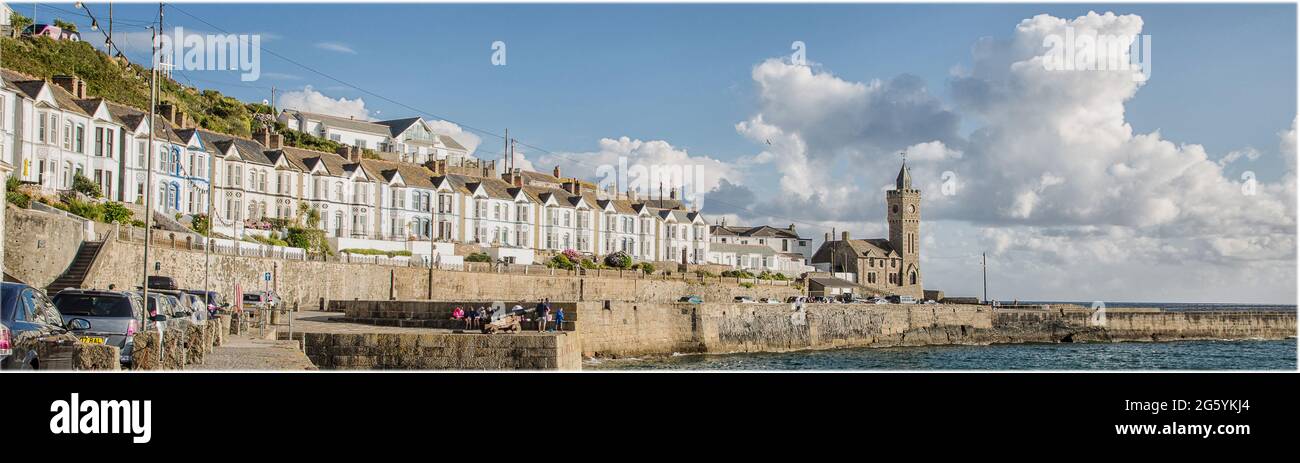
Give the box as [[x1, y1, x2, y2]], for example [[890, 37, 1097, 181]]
[[52, 19, 78, 33], [10, 12, 33, 33]]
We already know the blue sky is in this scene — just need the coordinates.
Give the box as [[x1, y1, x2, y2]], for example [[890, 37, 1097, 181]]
[[23, 2, 1295, 169], [17, 2, 1297, 303]]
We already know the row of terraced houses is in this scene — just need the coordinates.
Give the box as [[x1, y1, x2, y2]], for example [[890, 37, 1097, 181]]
[[0, 71, 818, 274]]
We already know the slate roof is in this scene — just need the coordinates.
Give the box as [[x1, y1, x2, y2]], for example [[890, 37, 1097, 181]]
[[709, 242, 776, 256], [282, 109, 390, 136]]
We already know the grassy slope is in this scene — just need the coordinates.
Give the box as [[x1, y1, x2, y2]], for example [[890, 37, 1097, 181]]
[[1, 35, 345, 151]]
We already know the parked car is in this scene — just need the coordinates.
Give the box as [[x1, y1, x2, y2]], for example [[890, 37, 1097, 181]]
[[869, 297, 888, 305], [147, 276, 180, 291], [785, 296, 808, 304], [242, 291, 281, 316], [759, 298, 782, 304], [734, 296, 754, 303], [1, 283, 81, 370], [922, 299, 939, 305], [52, 289, 149, 367], [677, 295, 703, 304], [888, 295, 917, 304], [184, 289, 227, 316], [810, 296, 831, 304], [837, 292, 868, 303]]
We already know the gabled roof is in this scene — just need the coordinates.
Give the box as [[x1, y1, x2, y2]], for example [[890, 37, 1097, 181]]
[[282, 108, 390, 137], [712, 224, 802, 240], [197, 129, 274, 166], [709, 242, 776, 256], [808, 276, 857, 289], [359, 158, 439, 189], [376, 117, 421, 138]]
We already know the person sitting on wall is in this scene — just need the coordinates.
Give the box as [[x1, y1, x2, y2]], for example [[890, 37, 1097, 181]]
[[451, 306, 465, 324]]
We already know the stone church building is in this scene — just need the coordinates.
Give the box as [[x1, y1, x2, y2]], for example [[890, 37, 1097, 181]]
[[811, 162, 923, 298]]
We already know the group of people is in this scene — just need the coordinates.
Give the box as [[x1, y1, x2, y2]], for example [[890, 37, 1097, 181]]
[[448, 298, 566, 332], [450, 305, 490, 329]]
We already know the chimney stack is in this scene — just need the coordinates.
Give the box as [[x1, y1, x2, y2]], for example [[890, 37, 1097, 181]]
[[337, 145, 362, 162], [52, 75, 87, 99], [563, 179, 582, 196], [552, 166, 561, 179], [627, 188, 638, 201], [266, 132, 283, 150], [669, 187, 678, 200], [842, 231, 849, 241], [824, 232, 831, 242], [502, 168, 523, 187], [156, 103, 178, 127], [253, 127, 272, 148]]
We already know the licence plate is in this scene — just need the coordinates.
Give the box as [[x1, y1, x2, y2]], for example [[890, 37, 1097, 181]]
[[79, 336, 106, 344]]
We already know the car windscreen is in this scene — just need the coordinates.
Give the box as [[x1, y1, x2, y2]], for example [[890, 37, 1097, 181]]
[[243, 294, 263, 302], [53, 294, 135, 317]]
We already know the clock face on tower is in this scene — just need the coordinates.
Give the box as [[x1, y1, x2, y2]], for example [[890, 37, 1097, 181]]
[[908, 204, 916, 214]]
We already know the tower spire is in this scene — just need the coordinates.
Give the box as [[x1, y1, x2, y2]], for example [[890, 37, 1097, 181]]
[[895, 157, 912, 190]]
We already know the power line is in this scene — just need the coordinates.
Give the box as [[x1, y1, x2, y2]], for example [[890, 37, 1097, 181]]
[[159, 2, 863, 235]]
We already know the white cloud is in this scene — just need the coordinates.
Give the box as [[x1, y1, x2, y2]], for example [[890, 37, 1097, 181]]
[[315, 42, 357, 54], [715, 11, 1296, 302], [425, 120, 483, 156], [279, 85, 370, 121], [529, 137, 739, 206]]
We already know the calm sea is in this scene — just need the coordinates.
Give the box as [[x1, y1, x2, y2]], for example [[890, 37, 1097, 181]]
[[589, 302, 1298, 371]]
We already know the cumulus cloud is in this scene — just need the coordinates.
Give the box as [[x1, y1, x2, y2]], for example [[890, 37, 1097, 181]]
[[529, 137, 739, 207], [279, 85, 370, 121], [715, 11, 1296, 302], [425, 120, 483, 155]]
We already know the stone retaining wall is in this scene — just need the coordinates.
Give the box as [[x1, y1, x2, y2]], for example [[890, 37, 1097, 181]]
[[83, 240, 797, 308], [300, 332, 581, 370]]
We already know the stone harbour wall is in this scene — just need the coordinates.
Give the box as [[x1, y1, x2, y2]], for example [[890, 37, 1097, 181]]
[[300, 332, 581, 370], [574, 302, 1297, 358]]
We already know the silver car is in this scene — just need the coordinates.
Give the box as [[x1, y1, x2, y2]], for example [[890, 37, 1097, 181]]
[[52, 289, 149, 366]]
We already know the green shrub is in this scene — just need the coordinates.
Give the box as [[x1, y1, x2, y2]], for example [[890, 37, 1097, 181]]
[[639, 262, 655, 274], [722, 269, 756, 279], [285, 227, 330, 255], [579, 258, 602, 270], [64, 197, 102, 221], [465, 252, 492, 263], [102, 202, 133, 225], [6, 177, 31, 208], [340, 248, 413, 257], [71, 174, 102, 198], [739, 282, 755, 289], [694, 270, 717, 278], [546, 254, 575, 270]]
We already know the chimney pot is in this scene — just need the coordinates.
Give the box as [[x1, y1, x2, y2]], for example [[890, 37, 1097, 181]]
[[824, 232, 831, 242], [842, 231, 849, 241]]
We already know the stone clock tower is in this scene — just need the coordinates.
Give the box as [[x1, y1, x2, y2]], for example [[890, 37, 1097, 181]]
[[887, 162, 922, 291]]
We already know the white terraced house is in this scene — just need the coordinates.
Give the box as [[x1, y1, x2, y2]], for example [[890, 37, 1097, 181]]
[[278, 110, 469, 165], [0, 70, 724, 264], [1, 78, 19, 174], [2, 73, 128, 199]]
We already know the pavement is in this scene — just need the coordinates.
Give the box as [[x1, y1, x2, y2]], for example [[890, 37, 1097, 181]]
[[186, 335, 317, 371]]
